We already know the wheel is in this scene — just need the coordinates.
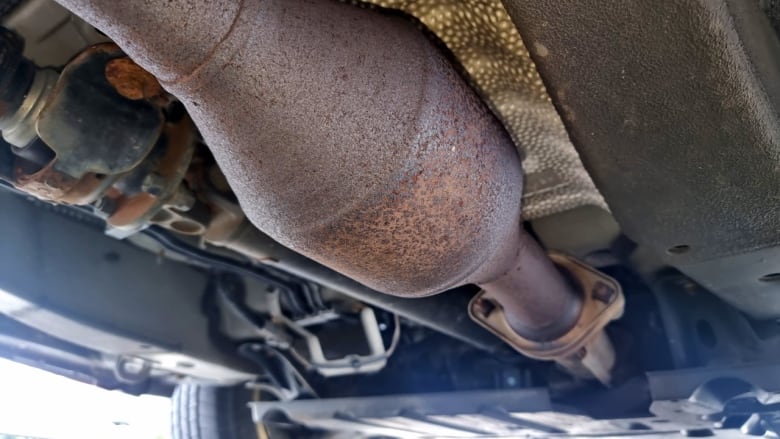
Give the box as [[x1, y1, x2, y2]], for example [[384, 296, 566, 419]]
[[171, 383, 258, 439]]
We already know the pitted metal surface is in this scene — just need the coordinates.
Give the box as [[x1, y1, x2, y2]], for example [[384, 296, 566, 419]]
[[50, 0, 240, 84], [352, 0, 606, 219], [53, 0, 588, 348], [53, 0, 526, 297], [181, 0, 525, 297], [63, 0, 605, 220]]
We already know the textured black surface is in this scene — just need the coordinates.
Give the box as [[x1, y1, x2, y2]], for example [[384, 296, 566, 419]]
[[503, 0, 780, 316], [0, 0, 21, 19], [0, 26, 32, 118], [37, 45, 162, 178], [763, 0, 780, 35]]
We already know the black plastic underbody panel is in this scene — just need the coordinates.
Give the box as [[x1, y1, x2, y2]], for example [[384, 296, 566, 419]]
[[500, 0, 780, 318]]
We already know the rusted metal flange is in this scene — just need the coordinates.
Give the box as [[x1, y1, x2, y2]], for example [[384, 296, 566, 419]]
[[469, 253, 624, 384]]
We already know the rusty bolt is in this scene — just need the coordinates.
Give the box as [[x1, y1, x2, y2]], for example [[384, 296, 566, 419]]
[[105, 57, 163, 101]]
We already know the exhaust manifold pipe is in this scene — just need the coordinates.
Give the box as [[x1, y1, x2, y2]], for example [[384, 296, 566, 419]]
[[54, 0, 622, 382]]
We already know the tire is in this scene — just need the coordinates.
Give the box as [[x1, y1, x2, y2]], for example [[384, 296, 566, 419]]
[[171, 383, 258, 439]]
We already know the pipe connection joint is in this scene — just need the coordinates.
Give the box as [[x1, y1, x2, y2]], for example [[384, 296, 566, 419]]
[[469, 253, 625, 385]]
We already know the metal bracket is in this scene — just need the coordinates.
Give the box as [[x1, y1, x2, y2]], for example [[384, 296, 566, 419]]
[[469, 253, 624, 383], [273, 307, 394, 377]]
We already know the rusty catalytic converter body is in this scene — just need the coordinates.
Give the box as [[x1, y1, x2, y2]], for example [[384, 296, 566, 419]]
[[54, 0, 621, 382]]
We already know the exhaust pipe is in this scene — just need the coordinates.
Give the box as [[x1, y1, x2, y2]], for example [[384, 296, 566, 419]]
[[54, 0, 622, 382]]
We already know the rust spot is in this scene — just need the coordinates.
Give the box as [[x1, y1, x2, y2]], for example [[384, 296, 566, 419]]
[[105, 57, 163, 101], [14, 160, 105, 204], [108, 117, 195, 228], [109, 192, 158, 227], [58, 174, 104, 204], [15, 161, 74, 200]]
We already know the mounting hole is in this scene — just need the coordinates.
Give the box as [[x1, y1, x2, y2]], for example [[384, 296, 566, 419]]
[[759, 273, 780, 283], [667, 244, 690, 255], [696, 320, 717, 348], [168, 220, 204, 235]]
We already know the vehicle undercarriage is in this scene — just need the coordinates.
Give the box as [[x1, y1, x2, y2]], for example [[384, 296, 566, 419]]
[[0, 0, 778, 437]]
